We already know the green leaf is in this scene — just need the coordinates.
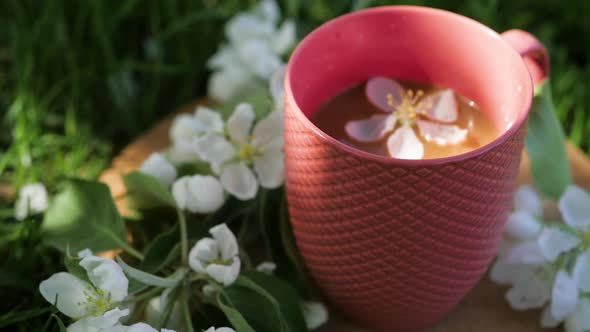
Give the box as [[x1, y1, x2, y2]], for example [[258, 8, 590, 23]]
[[52, 314, 67, 332], [64, 254, 88, 282], [242, 271, 307, 332], [526, 81, 572, 199], [116, 256, 186, 288], [141, 223, 180, 273], [217, 291, 256, 332], [234, 276, 288, 331], [41, 179, 128, 253], [123, 171, 176, 209], [221, 272, 307, 332]]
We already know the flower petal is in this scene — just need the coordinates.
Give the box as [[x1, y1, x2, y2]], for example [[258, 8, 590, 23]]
[[220, 162, 258, 200], [195, 133, 236, 173], [210, 223, 239, 260], [345, 114, 396, 142], [67, 308, 130, 332], [256, 262, 277, 275], [252, 111, 283, 149], [184, 175, 225, 214], [79, 256, 129, 302], [538, 227, 581, 262], [126, 322, 158, 332], [506, 241, 546, 265], [188, 238, 219, 274], [559, 185, 590, 228], [226, 14, 274, 45], [236, 39, 282, 79], [140, 153, 177, 186], [207, 68, 253, 102], [206, 258, 241, 286], [416, 120, 467, 145], [269, 67, 285, 111], [514, 185, 543, 217], [490, 259, 520, 285], [565, 299, 590, 332], [168, 139, 201, 165], [256, 0, 280, 24], [228, 103, 255, 145], [15, 183, 48, 220], [573, 249, 590, 293], [216, 328, 236, 332], [302, 301, 328, 330], [39, 272, 91, 318], [551, 270, 579, 320], [272, 20, 296, 55], [254, 147, 284, 189], [506, 272, 552, 310], [194, 106, 224, 134], [365, 77, 404, 112], [504, 211, 542, 240], [541, 306, 561, 328], [387, 126, 424, 160], [169, 114, 198, 142], [416, 89, 458, 123]]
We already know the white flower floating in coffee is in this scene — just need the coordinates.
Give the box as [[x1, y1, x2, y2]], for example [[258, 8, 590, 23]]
[[345, 77, 468, 159]]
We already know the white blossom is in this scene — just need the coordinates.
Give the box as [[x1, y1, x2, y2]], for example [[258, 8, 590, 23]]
[[256, 261, 276, 274], [504, 186, 543, 240], [188, 224, 241, 286], [204, 327, 235, 332], [172, 175, 225, 213], [39, 252, 129, 330], [140, 153, 177, 186], [346, 77, 467, 159], [550, 270, 579, 321], [15, 182, 48, 220], [302, 301, 328, 330], [195, 103, 284, 200], [168, 107, 224, 164], [207, 0, 295, 102]]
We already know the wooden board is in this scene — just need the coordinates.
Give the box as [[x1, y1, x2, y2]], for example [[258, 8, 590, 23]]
[[100, 100, 590, 332]]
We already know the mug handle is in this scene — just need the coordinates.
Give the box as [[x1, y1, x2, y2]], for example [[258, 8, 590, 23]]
[[501, 29, 550, 87]]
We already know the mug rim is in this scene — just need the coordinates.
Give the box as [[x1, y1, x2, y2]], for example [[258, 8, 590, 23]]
[[284, 5, 533, 167]]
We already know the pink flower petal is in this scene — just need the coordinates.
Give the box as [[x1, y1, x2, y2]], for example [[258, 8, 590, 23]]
[[365, 77, 405, 113], [417, 120, 467, 145], [386, 125, 424, 160], [345, 114, 396, 142], [416, 89, 458, 123]]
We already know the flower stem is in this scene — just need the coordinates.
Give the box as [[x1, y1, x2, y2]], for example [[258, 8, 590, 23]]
[[182, 286, 195, 332], [178, 209, 189, 265]]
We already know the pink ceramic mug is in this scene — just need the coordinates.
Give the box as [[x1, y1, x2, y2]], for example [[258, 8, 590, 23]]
[[283, 6, 549, 332]]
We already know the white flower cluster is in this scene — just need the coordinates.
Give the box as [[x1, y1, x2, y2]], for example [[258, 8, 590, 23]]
[[139, 100, 284, 210], [491, 185, 590, 332], [139, 66, 286, 210], [207, 0, 295, 102]]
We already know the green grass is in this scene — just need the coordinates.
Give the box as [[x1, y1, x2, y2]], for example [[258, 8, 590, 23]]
[[0, 0, 589, 191]]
